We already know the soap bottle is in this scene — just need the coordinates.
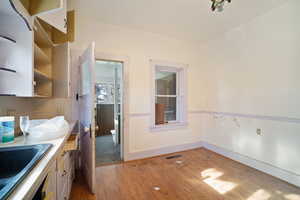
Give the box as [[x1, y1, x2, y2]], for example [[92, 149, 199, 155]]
[[0, 116, 15, 143], [0, 122, 3, 143]]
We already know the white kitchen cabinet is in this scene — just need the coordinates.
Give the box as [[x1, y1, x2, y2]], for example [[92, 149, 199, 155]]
[[57, 151, 74, 200], [0, 0, 73, 97], [0, 0, 33, 96], [19, 0, 67, 33], [41, 139, 77, 200], [37, 0, 67, 34], [42, 160, 57, 200]]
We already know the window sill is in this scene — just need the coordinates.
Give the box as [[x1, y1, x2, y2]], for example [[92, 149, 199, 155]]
[[150, 122, 188, 132]]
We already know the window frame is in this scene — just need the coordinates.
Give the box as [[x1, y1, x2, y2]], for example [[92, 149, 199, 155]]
[[150, 60, 188, 131]]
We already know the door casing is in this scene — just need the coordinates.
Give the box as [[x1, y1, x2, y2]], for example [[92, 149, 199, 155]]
[[95, 52, 130, 161]]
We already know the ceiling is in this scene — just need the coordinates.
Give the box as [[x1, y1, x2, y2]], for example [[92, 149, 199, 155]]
[[70, 0, 288, 42]]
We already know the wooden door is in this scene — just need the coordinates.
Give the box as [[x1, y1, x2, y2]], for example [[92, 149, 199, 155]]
[[79, 42, 96, 194]]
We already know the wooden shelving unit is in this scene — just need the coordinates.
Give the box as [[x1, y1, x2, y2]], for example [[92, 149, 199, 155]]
[[34, 44, 51, 66], [33, 94, 49, 98], [34, 19, 53, 48], [34, 69, 51, 81], [33, 18, 54, 97]]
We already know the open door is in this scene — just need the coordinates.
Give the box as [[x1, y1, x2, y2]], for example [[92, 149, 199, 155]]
[[79, 42, 96, 194]]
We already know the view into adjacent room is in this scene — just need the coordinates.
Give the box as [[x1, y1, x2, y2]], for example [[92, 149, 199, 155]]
[[94, 60, 123, 165]]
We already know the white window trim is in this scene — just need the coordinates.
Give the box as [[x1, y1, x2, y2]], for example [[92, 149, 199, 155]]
[[150, 59, 188, 131]]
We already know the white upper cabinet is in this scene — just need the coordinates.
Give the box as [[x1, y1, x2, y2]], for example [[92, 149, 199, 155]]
[[37, 0, 67, 34], [19, 0, 67, 34], [0, 0, 34, 97], [0, 0, 73, 97]]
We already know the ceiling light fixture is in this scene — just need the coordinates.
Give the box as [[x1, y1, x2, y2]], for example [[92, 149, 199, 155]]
[[211, 0, 231, 12]]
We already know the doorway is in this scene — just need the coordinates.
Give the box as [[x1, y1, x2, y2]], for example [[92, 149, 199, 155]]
[[94, 60, 123, 165]]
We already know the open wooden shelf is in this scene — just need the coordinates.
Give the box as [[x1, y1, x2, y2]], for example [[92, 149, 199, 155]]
[[34, 44, 50, 66], [34, 79, 52, 97], [33, 94, 50, 98], [33, 19, 53, 98], [34, 69, 51, 81], [34, 19, 53, 48]]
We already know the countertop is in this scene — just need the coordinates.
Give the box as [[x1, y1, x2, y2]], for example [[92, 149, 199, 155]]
[[0, 121, 77, 200]]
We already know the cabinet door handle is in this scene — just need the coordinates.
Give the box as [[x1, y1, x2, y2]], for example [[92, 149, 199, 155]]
[[62, 170, 67, 177], [64, 18, 67, 28]]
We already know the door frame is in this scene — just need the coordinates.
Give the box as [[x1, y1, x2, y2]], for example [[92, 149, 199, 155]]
[[95, 52, 130, 161]]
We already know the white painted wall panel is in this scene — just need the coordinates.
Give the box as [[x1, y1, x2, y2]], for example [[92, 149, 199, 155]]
[[201, 1, 300, 118], [70, 15, 205, 153], [199, 0, 300, 184]]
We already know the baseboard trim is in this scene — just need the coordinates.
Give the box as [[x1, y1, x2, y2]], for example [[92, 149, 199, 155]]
[[202, 141, 300, 187], [125, 141, 202, 161]]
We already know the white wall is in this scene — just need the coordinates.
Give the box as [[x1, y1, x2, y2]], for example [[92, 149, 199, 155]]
[[199, 0, 300, 185], [69, 0, 300, 185], [70, 12, 206, 155]]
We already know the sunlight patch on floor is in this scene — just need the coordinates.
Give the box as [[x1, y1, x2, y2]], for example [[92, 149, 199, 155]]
[[247, 189, 271, 200], [284, 194, 300, 200], [201, 168, 237, 194]]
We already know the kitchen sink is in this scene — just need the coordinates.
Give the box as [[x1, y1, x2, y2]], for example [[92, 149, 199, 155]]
[[0, 144, 52, 200]]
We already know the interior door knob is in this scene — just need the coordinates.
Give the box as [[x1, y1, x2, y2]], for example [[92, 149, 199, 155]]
[[95, 125, 99, 131], [84, 126, 90, 132]]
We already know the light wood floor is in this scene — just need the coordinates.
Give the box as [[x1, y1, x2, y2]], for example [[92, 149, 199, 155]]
[[70, 148, 300, 200]]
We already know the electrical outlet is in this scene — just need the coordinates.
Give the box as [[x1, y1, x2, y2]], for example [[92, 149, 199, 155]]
[[256, 128, 262, 136]]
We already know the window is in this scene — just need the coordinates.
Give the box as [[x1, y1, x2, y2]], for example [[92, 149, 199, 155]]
[[150, 60, 187, 130]]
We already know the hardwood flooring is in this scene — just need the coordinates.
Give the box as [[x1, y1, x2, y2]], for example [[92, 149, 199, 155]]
[[70, 148, 300, 200], [69, 172, 96, 200]]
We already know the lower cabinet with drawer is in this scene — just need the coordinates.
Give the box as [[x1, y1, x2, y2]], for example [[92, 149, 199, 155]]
[[36, 152, 75, 200], [32, 160, 57, 200], [34, 134, 78, 200], [35, 160, 57, 200], [56, 151, 75, 200]]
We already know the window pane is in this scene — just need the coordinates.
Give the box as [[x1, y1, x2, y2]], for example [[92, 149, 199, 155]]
[[155, 71, 176, 95], [155, 97, 176, 124]]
